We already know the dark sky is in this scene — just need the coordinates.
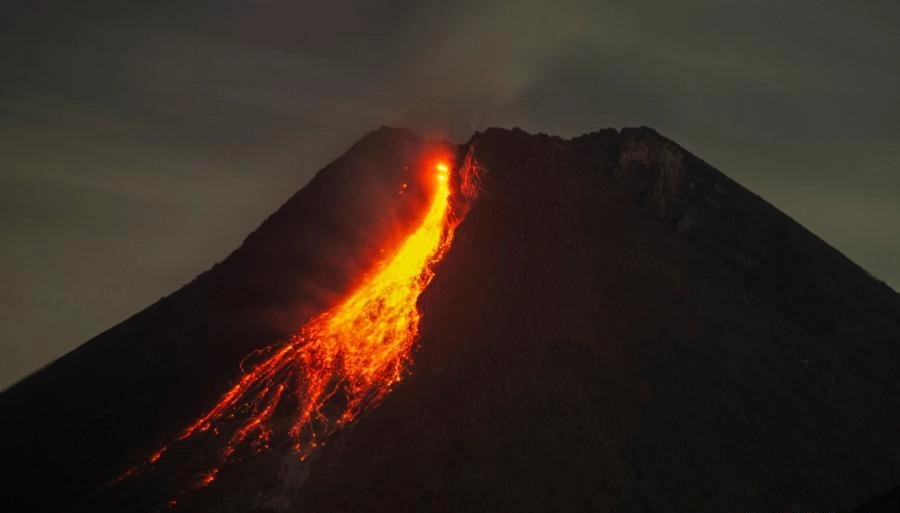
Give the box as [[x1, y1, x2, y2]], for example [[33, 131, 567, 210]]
[[2, 0, 898, 389]]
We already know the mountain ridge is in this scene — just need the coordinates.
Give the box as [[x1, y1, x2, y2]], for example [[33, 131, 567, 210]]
[[2, 125, 898, 512]]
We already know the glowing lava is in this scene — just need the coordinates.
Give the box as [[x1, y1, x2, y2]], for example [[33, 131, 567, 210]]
[[117, 159, 464, 496]]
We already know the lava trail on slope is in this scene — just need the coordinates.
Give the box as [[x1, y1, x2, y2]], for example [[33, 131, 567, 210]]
[[113, 156, 477, 505]]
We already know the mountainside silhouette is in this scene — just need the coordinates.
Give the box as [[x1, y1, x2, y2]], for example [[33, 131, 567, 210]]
[[2, 126, 899, 512]]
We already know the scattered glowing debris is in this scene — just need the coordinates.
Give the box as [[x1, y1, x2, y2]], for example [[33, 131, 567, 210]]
[[116, 158, 469, 508]]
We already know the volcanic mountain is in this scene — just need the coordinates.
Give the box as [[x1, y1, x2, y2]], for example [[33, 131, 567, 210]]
[[2, 127, 899, 512]]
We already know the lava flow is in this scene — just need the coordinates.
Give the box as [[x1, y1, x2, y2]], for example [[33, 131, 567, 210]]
[[115, 158, 469, 498]]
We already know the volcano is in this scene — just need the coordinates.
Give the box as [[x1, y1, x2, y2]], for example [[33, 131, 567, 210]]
[[2, 127, 899, 512]]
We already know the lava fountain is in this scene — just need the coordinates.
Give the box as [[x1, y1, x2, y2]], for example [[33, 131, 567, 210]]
[[116, 157, 474, 498]]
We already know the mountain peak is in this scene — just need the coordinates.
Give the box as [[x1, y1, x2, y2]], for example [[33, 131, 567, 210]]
[[2, 126, 898, 513]]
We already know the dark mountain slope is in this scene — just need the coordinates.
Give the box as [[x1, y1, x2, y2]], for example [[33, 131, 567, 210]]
[[2, 126, 898, 512], [299, 128, 900, 512], [0, 127, 449, 512]]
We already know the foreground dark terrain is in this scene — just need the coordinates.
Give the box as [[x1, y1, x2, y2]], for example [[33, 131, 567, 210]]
[[2, 126, 899, 512]]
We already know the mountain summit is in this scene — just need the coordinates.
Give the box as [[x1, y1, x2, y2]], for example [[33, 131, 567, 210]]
[[2, 126, 899, 512]]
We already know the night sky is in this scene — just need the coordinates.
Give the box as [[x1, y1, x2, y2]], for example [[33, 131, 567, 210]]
[[2, 0, 898, 389]]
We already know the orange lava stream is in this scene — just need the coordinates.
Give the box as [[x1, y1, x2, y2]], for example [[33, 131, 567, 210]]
[[118, 161, 459, 496]]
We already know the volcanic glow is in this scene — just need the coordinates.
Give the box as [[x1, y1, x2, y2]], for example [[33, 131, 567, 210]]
[[117, 159, 463, 496]]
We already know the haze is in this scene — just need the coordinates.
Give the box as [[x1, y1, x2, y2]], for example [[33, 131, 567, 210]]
[[2, 0, 898, 389]]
